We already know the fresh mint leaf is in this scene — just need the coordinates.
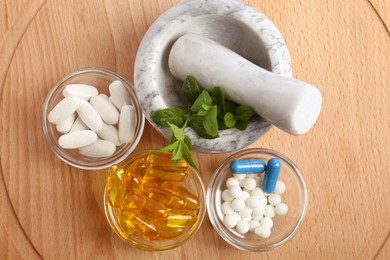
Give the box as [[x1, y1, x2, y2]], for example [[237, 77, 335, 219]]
[[172, 141, 183, 162], [217, 117, 228, 130], [203, 105, 219, 138], [191, 90, 212, 112], [197, 108, 209, 116], [235, 120, 248, 130], [181, 75, 202, 103], [151, 108, 186, 127], [236, 105, 254, 122], [168, 122, 185, 141], [190, 114, 216, 139], [182, 141, 198, 170], [154, 141, 179, 154], [211, 86, 225, 105], [184, 135, 192, 149], [223, 100, 238, 114], [224, 112, 236, 128], [201, 103, 211, 111]]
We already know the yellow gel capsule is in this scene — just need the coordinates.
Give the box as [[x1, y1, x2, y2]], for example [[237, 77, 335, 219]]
[[126, 158, 148, 178], [146, 153, 189, 169], [144, 167, 188, 182], [161, 181, 200, 210], [106, 165, 125, 208], [122, 193, 167, 219], [122, 210, 159, 239], [164, 209, 197, 228], [154, 222, 186, 239], [144, 185, 187, 209], [124, 170, 143, 193]]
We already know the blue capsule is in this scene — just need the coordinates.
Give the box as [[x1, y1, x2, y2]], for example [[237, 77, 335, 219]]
[[262, 158, 282, 193], [230, 159, 266, 173]]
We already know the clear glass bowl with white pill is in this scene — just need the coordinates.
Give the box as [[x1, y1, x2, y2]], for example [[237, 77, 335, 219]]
[[42, 67, 145, 170], [207, 148, 308, 251]]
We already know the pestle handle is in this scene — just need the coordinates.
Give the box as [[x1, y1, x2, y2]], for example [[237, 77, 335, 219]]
[[168, 34, 322, 135]]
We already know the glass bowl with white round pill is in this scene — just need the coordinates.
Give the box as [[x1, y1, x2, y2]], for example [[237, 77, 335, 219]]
[[103, 150, 206, 250], [42, 67, 145, 170], [207, 148, 308, 252]]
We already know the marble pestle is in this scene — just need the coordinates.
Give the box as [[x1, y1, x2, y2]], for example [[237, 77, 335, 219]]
[[168, 34, 322, 135]]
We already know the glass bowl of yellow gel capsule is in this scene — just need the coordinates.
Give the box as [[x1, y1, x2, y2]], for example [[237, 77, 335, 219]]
[[104, 150, 206, 250]]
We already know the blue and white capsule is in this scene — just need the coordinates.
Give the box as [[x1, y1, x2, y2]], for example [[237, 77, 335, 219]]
[[230, 159, 266, 174], [262, 158, 282, 193]]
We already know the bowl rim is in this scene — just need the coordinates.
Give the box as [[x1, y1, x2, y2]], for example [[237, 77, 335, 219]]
[[42, 67, 145, 170], [206, 148, 308, 251]]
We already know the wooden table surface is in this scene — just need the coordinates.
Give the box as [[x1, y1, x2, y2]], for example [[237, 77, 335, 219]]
[[1, 0, 389, 259]]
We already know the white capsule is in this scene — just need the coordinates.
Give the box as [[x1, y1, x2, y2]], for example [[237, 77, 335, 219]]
[[221, 189, 234, 202], [63, 84, 98, 100], [239, 207, 252, 218], [264, 205, 276, 218], [231, 198, 245, 212], [119, 105, 136, 143], [236, 220, 250, 234], [96, 123, 121, 146], [58, 130, 97, 149], [109, 80, 130, 110], [56, 112, 76, 133], [248, 220, 261, 232], [229, 186, 242, 198], [226, 177, 240, 188], [242, 178, 257, 191], [223, 214, 238, 228], [239, 191, 250, 201], [274, 181, 286, 194], [90, 95, 120, 125], [254, 225, 271, 239], [48, 96, 81, 124], [79, 140, 116, 157], [275, 203, 288, 216], [77, 99, 103, 131], [246, 196, 261, 209], [250, 187, 264, 198], [268, 194, 282, 206], [221, 201, 234, 215], [70, 117, 89, 132], [233, 173, 246, 180], [260, 217, 274, 229], [252, 206, 265, 217]]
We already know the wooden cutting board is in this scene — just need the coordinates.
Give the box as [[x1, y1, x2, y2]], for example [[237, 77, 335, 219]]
[[1, 0, 389, 259]]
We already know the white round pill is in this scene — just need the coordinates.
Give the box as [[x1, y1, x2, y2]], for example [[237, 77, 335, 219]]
[[239, 191, 250, 201], [275, 203, 289, 216], [254, 225, 271, 239], [254, 176, 262, 187], [229, 186, 242, 198], [231, 198, 245, 211], [63, 84, 98, 100], [245, 174, 257, 178], [236, 220, 250, 234], [260, 196, 268, 206], [79, 140, 116, 157], [223, 214, 238, 228], [250, 187, 264, 198], [221, 189, 234, 202], [226, 177, 240, 188], [274, 181, 286, 194], [252, 215, 263, 221], [248, 220, 260, 232], [239, 207, 252, 218], [264, 205, 276, 218], [268, 194, 282, 206], [233, 174, 246, 180], [252, 206, 265, 217], [242, 178, 257, 191], [221, 201, 234, 215], [232, 212, 241, 222], [260, 217, 274, 229], [246, 196, 260, 209]]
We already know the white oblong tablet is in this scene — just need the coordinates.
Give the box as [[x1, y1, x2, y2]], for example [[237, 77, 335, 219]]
[[70, 117, 89, 132], [56, 112, 76, 134], [79, 140, 116, 157], [58, 130, 97, 149], [77, 99, 103, 131], [96, 122, 121, 146], [119, 105, 136, 143], [48, 96, 80, 124], [99, 94, 109, 100], [90, 95, 120, 125], [62, 84, 98, 100], [109, 80, 130, 110]]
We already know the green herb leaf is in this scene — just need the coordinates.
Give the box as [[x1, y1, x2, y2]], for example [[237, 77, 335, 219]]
[[151, 108, 186, 127], [211, 86, 225, 105], [224, 112, 236, 128], [182, 141, 198, 170], [154, 141, 179, 154], [203, 105, 219, 138], [236, 105, 254, 122], [168, 122, 185, 141], [181, 75, 202, 103], [223, 100, 238, 114], [190, 114, 216, 139], [201, 103, 211, 111], [184, 135, 192, 149], [235, 120, 248, 130], [191, 90, 212, 112], [172, 141, 183, 162], [217, 117, 228, 130], [197, 108, 209, 116]]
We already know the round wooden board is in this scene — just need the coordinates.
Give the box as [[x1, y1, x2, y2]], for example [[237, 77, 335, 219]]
[[1, 0, 389, 259]]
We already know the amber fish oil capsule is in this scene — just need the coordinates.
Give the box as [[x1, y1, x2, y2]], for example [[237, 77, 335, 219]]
[[144, 185, 187, 209], [163, 209, 197, 228], [121, 210, 159, 239], [146, 153, 189, 169], [145, 168, 188, 182], [107, 165, 125, 208], [122, 193, 167, 219], [161, 181, 200, 210]]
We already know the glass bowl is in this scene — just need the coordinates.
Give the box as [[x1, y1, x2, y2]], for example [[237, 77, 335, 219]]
[[42, 67, 145, 170], [104, 150, 206, 250], [207, 148, 308, 251]]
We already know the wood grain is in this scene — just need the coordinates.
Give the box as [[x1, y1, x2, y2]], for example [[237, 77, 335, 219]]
[[0, 0, 389, 259]]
